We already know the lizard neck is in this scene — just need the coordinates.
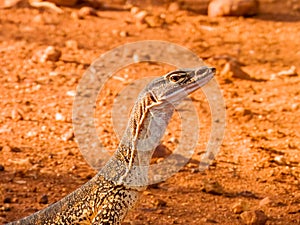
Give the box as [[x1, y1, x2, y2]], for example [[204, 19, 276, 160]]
[[99, 91, 175, 188]]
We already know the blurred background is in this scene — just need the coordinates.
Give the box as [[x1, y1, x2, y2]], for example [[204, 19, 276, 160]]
[[0, 0, 299, 224]]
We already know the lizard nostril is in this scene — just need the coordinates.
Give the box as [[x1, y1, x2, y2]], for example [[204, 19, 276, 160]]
[[210, 67, 216, 73]]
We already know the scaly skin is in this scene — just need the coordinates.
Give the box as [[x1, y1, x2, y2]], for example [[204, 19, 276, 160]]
[[7, 66, 215, 225]]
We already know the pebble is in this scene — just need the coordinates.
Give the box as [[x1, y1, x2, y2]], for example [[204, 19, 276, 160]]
[[277, 66, 298, 77], [2, 145, 11, 152], [145, 15, 165, 28], [273, 155, 287, 166], [155, 157, 164, 163], [152, 144, 172, 159], [221, 61, 253, 80], [71, 11, 80, 20], [208, 0, 259, 17], [38, 46, 62, 63], [66, 90, 76, 97], [65, 40, 78, 50], [234, 107, 253, 117], [169, 136, 179, 144], [0, 204, 11, 211], [39, 194, 48, 204], [77, 7, 98, 19], [11, 108, 23, 121], [259, 197, 273, 207], [293, 4, 300, 12], [143, 190, 152, 196], [201, 180, 224, 195], [61, 130, 74, 142], [186, 162, 198, 168], [240, 210, 268, 225], [291, 103, 299, 111], [201, 216, 218, 223], [0, 0, 21, 9], [119, 31, 129, 37], [168, 2, 181, 12], [10, 146, 22, 152], [232, 200, 248, 214], [55, 112, 65, 121], [3, 197, 12, 203], [134, 10, 148, 24], [32, 15, 45, 24], [153, 198, 167, 207], [26, 131, 38, 138], [130, 6, 140, 15]]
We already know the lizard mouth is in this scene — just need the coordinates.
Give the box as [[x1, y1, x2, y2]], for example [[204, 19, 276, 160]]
[[185, 67, 215, 93]]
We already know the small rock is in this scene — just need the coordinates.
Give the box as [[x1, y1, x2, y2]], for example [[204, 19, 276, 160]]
[[221, 61, 254, 80], [1, 204, 11, 211], [77, 7, 98, 19], [145, 15, 165, 28], [201, 180, 224, 195], [143, 190, 152, 196], [259, 197, 273, 207], [186, 162, 198, 168], [153, 198, 167, 207], [155, 157, 164, 163], [292, 4, 300, 12], [3, 197, 12, 203], [0, 164, 4, 171], [130, 6, 140, 15], [277, 66, 298, 77], [134, 10, 148, 24], [0, 0, 22, 9], [232, 200, 248, 214], [32, 14, 45, 24], [11, 108, 23, 121], [152, 144, 172, 159], [39, 194, 48, 204], [240, 210, 268, 225], [61, 130, 74, 142], [208, 0, 259, 17], [71, 11, 80, 19], [66, 90, 76, 97], [234, 107, 253, 116], [55, 112, 65, 121], [288, 142, 297, 149], [273, 155, 287, 166], [291, 103, 299, 111], [2, 146, 11, 152], [65, 40, 78, 50], [168, 136, 179, 144], [38, 46, 62, 63], [26, 131, 38, 138], [11, 146, 22, 153], [78, 6, 98, 18], [201, 216, 218, 224], [119, 31, 128, 37], [168, 2, 181, 12]]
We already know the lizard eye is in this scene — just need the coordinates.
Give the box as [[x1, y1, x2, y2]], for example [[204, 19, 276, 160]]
[[168, 72, 187, 83]]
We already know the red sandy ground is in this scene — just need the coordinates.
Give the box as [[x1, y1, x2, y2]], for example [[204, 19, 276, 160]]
[[0, 0, 299, 224]]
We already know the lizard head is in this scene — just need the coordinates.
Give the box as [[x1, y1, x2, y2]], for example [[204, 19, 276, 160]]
[[146, 66, 216, 106], [121, 66, 216, 187]]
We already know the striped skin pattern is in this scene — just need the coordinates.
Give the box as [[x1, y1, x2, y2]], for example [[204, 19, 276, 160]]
[[7, 66, 215, 225]]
